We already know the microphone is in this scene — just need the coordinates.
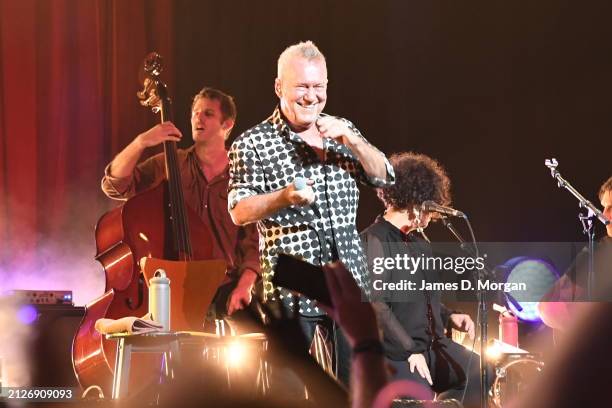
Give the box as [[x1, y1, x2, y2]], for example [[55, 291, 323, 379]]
[[421, 200, 466, 218], [293, 177, 308, 190], [293, 177, 321, 218]]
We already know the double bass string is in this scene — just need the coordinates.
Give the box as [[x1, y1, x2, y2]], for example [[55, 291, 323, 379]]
[[159, 79, 192, 261], [166, 139, 192, 260]]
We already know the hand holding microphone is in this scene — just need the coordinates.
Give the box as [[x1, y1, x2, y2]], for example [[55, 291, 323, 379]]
[[285, 176, 315, 206]]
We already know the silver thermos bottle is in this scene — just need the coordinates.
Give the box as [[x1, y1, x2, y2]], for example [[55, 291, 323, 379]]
[[148, 269, 170, 331]]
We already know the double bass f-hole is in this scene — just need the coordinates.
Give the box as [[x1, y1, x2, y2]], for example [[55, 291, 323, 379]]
[[125, 275, 145, 310]]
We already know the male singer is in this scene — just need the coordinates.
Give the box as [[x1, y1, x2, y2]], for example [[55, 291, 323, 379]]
[[227, 41, 394, 384]]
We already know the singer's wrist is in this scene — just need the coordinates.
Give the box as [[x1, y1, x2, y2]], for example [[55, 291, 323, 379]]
[[339, 130, 359, 147], [282, 184, 299, 206]]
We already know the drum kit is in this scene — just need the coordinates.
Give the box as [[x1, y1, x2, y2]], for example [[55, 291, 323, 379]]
[[490, 354, 544, 408], [452, 309, 546, 408], [483, 309, 545, 408], [198, 329, 271, 395], [111, 315, 546, 406], [173, 321, 271, 396]]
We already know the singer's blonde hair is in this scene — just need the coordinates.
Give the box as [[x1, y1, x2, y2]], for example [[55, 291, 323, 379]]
[[277, 41, 326, 79]]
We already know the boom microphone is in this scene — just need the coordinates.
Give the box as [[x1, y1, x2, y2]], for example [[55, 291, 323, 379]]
[[421, 200, 466, 218]]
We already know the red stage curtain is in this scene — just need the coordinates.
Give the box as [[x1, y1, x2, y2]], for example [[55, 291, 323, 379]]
[[0, 0, 174, 304]]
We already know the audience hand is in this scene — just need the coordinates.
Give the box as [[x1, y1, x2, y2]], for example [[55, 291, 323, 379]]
[[319, 261, 379, 347]]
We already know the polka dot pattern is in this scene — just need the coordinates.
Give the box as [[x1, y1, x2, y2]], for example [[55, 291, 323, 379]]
[[228, 107, 395, 315]]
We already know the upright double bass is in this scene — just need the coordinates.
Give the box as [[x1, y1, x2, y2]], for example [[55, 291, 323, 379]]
[[72, 53, 220, 395]]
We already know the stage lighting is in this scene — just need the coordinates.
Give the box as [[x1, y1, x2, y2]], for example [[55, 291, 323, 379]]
[[226, 341, 246, 367], [17, 305, 38, 325], [486, 343, 503, 361], [500, 257, 559, 323]]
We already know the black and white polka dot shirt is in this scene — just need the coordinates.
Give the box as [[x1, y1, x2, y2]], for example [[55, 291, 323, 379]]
[[228, 107, 395, 314]]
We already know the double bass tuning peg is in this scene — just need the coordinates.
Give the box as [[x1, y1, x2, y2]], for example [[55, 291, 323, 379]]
[[143, 52, 163, 77], [137, 78, 162, 110]]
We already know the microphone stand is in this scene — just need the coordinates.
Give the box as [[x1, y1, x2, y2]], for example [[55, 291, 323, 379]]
[[440, 216, 489, 408], [545, 159, 609, 299], [442, 218, 522, 312]]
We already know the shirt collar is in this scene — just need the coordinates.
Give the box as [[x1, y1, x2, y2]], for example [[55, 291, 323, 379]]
[[268, 106, 291, 137], [376, 214, 422, 242], [267, 105, 338, 147], [186, 144, 229, 184]]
